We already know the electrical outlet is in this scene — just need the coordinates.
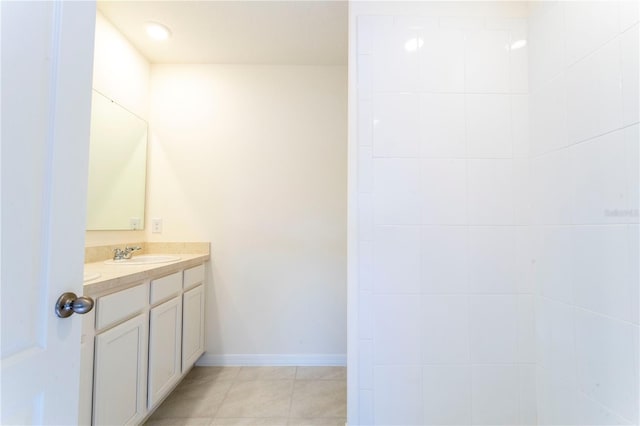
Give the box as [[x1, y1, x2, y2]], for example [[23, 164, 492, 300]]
[[130, 217, 141, 230], [151, 217, 163, 233]]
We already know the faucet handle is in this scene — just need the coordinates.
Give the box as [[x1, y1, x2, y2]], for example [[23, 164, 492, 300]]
[[125, 246, 141, 252]]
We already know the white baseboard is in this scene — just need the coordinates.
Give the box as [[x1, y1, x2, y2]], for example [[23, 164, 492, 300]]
[[196, 353, 347, 367]]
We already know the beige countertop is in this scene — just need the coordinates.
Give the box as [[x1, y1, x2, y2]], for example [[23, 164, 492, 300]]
[[83, 253, 210, 297]]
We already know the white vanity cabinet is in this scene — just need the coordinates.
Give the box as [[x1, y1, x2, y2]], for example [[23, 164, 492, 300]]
[[148, 272, 183, 409], [81, 260, 208, 425], [93, 313, 148, 426], [182, 264, 206, 371], [92, 283, 149, 426]]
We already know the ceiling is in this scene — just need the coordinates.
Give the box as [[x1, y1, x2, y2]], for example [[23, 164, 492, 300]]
[[97, 1, 348, 65]]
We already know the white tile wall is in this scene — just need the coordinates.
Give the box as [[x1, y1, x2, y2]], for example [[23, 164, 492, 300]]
[[372, 226, 421, 293], [530, 2, 640, 425], [621, 24, 640, 127], [373, 159, 421, 225], [466, 94, 512, 158], [420, 94, 466, 157], [373, 366, 423, 425], [566, 36, 623, 144], [465, 30, 511, 93], [468, 159, 515, 225], [421, 159, 466, 224], [574, 309, 639, 422], [423, 365, 471, 425], [373, 294, 421, 364], [472, 365, 520, 425], [354, 2, 638, 425], [421, 226, 468, 294], [468, 227, 516, 293], [421, 295, 469, 363], [357, 10, 534, 426], [373, 93, 420, 157], [419, 28, 465, 93], [470, 295, 518, 363]]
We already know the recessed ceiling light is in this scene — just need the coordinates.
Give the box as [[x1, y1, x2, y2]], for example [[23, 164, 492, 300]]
[[146, 22, 171, 41], [404, 37, 424, 52], [510, 39, 527, 50]]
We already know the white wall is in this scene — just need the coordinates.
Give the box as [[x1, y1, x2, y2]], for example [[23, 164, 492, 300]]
[[85, 11, 150, 247], [529, 2, 639, 424], [148, 65, 347, 364], [350, 2, 534, 424]]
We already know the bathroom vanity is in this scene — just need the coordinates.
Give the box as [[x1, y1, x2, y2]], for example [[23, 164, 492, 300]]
[[79, 245, 209, 425]]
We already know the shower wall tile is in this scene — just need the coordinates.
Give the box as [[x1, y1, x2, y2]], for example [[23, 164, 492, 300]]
[[511, 94, 530, 158], [357, 100, 372, 146], [373, 366, 423, 425], [373, 158, 421, 225], [357, 146, 373, 193], [518, 365, 538, 425], [423, 365, 472, 425], [564, 1, 620, 65], [421, 295, 470, 363], [566, 36, 623, 144], [357, 55, 373, 100], [421, 226, 468, 294], [372, 93, 420, 157], [571, 225, 636, 323], [358, 340, 373, 390], [470, 295, 518, 363], [472, 365, 520, 425], [418, 28, 465, 93], [372, 225, 421, 294], [373, 295, 421, 364], [621, 24, 639, 126], [419, 94, 466, 158], [358, 291, 373, 340], [508, 20, 529, 94], [358, 390, 374, 425], [517, 296, 536, 363], [466, 94, 512, 158], [421, 159, 466, 224], [358, 241, 373, 292], [513, 158, 532, 225], [530, 73, 568, 155], [529, 2, 565, 90], [571, 129, 632, 224], [533, 226, 573, 303], [530, 150, 573, 225], [371, 17, 418, 92], [465, 30, 510, 93], [355, 9, 538, 425], [467, 159, 515, 225], [468, 226, 516, 294], [620, 0, 640, 32], [574, 309, 639, 423]]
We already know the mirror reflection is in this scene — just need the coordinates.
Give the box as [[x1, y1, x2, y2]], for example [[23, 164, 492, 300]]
[[86, 90, 147, 230]]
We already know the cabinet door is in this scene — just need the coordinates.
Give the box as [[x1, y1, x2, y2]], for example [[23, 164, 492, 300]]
[[182, 284, 205, 371], [148, 296, 182, 409], [93, 314, 147, 426]]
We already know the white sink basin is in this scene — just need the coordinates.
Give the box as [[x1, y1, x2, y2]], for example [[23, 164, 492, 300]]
[[83, 272, 101, 282], [104, 255, 181, 265]]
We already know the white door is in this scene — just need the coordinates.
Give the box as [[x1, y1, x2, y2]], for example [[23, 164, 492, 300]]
[[1, 1, 96, 424]]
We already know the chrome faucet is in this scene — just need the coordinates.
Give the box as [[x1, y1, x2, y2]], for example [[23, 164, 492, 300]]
[[113, 246, 141, 260]]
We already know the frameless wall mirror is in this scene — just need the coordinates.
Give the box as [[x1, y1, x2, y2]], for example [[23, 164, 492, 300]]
[[86, 90, 148, 230]]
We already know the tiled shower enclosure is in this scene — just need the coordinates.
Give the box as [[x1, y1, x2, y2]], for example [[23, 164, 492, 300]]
[[350, 1, 639, 425]]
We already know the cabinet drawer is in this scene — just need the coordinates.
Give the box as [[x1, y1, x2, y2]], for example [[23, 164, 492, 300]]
[[183, 264, 204, 290], [150, 271, 182, 305], [96, 283, 148, 331]]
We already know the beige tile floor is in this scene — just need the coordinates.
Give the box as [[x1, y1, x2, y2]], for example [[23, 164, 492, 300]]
[[145, 366, 347, 426]]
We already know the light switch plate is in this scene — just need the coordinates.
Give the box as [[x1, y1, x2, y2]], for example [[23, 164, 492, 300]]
[[151, 217, 162, 233]]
